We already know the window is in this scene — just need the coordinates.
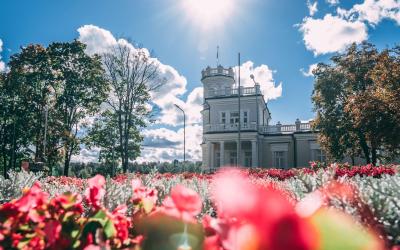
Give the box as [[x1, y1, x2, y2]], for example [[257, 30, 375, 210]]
[[230, 111, 239, 125], [229, 152, 237, 165], [273, 151, 287, 169], [243, 111, 248, 128], [311, 149, 326, 163], [221, 112, 226, 124]]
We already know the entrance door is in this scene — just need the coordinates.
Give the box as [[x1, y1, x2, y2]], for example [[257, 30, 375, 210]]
[[244, 151, 252, 167], [229, 152, 237, 165]]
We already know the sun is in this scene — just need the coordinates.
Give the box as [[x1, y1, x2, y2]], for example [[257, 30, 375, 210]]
[[180, 0, 236, 31]]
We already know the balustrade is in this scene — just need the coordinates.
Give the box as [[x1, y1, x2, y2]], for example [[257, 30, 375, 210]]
[[204, 122, 312, 134]]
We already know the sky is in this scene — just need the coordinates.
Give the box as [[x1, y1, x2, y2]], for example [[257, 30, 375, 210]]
[[1, 0, 400, 162]]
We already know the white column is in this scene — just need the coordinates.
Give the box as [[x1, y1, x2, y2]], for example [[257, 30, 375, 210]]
[[210, 143, 215, 169], [220, 141, 225, 167], [252, 140, 258, 167], [207, 141, 212, 168]]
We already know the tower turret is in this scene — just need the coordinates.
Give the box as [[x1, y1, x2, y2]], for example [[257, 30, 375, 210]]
[[201, 65, 235, 98]]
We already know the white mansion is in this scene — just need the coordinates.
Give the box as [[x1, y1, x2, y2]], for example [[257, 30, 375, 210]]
[[200, 65, 359, 169]]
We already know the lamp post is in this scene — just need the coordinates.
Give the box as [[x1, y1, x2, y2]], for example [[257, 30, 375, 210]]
[[250, 74, 260, 168], [174, 104, 186, 162]]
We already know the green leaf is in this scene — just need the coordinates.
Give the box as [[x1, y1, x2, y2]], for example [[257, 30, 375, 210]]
[[93, 210, 107, 220], [103, 219, 116, 238], [17, 237, 31, 249], [311, 209, 383, 250]]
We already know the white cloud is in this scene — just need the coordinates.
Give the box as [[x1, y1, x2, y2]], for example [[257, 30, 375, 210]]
[[299, 0, 400, 55], [137, 124, 203, 162], [299, 14, 368, 55], [300, 63, 318, 77], [326, 0, 339, 6], [233, 61, 282, 101], [0, 39, 5, 72], [77, 25, 117, 55], [338, 0, 400, 26], [307, 0, 318, 16], [71, 147, 100, 163]]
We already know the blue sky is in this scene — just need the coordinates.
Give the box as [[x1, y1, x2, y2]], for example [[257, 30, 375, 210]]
[[1, 0, 400, 162]]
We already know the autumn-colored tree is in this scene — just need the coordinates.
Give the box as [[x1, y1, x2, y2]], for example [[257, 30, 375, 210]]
[[312, 42, 400, 165]]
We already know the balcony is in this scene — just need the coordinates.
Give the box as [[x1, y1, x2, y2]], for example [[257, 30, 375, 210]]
[[204, 120, 312, 134], [207, 86, 261, 98]]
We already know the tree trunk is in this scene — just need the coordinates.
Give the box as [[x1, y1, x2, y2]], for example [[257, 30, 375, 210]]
[[2, 144, 7, 179], [118, 111, 125, 173], [63, 150, 70, 176], [371, 147, 377, 166], [358, 132, 371, 164], [123, 115, 130, 173], [63, 142, 73, 176]]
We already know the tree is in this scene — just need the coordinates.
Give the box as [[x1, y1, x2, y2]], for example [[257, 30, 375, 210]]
[[7, 45, 53, 166], [88, 42, 163, 173], [312, 42, 400, 165], [85, 110, 121, 176], [47, 41, 109, 176], [0, 72, 12, 177]]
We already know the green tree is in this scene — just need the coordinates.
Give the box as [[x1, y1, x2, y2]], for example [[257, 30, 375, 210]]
[[88, 43, 163, 173], [47, 41, 109, 176], [0, 72, 13, 177], [312, 42, 400, 165], [85, 110, 121, 176], [7, 45, 50, 163]]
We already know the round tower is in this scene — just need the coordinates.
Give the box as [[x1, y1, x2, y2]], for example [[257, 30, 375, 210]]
[[201, 65, 235, 98]]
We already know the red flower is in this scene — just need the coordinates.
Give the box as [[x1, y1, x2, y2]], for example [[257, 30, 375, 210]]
[[14, 182, 48, 213], [111, 205, 131, 244], [85, 175, 106, 209], [44, 220, 62, 246]]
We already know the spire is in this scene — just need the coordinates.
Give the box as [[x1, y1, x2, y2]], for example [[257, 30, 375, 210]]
[[216, 45, 219, 66]]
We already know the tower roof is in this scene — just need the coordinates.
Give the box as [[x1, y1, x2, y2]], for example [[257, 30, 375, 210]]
[[201, 65, 234, 80]]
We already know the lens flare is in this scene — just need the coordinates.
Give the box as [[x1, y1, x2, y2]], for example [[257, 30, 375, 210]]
[[180, 0, 236, 31]]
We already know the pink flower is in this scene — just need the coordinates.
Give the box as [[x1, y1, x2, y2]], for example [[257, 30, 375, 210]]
[[163, 185, 202, 222], [84, 245, 102, 250], [131, 179, 158, 205], [85, 175, 106, 209], [208, 168, 319, 250]]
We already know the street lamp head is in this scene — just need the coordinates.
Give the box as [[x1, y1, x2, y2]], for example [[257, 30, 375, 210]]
[[250, 74, 258, 85], [174, 104, 184, 113]]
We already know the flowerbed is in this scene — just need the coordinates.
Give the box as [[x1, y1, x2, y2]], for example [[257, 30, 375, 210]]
[[0, 164, 399, 250]]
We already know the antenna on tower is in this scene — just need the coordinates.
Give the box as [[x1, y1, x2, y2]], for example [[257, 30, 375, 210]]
[[216, 45, 219, 66]]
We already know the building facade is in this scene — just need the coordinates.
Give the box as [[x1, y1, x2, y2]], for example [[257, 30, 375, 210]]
[[201, 65, 360, 169]]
